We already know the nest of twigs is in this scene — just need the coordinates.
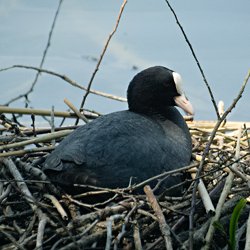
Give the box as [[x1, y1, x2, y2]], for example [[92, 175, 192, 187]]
[[0, 114, 250, 250]]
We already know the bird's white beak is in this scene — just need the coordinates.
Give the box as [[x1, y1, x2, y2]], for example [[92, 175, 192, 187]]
[[174, 94, 194, 116]]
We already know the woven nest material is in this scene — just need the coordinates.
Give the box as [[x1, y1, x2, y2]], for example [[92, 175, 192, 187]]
[[0, 117, 250, 250]]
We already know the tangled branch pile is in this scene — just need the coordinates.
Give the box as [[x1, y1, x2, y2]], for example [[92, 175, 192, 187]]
[[0, 1, 249, 249], [0, 114, 249, 250]]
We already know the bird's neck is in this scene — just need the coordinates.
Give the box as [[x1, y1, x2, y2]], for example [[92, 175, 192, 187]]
[[129, 106, 175, 120]]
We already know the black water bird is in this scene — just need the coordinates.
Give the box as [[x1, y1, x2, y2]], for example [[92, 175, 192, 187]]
[[43, 66, 194, 194]]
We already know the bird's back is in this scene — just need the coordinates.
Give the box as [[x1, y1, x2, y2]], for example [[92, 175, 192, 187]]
[[43, 109, 191, 189]]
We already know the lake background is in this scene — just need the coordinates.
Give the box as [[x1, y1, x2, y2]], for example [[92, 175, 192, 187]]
[[0, 0, 249, 126]]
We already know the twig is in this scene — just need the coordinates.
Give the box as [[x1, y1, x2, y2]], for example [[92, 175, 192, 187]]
[[137, 208, 158, 221], [36, 210, 48, 250], [4, 0, 64, 106], [145, 237, 163, 250], [201, 126, 242, 250], [144, 185, 173, 250], [114, 203, 138, 249], [50, 106, 56, 146], [64, 98, 89, 123], [74, 163, 197, 196], [130, 163, 198, 191], [17, 159, 60, 194], [0, 105, 99, 119], [0, 130, 72, 151], [0, 184, 12, 203], [105, 214, 126, 250], [62, 195, 99, 210], [17, 160, 47, 181], [188, 120, 250, 130], [133, 221, 143, 250], [44, 194, 68, 221], [189, 167, 215, 213], [77, 0, 127, 124], [0, 228, 26, 250], [51, 219, 99, 250], [164, 0, 219, 118], [0, 145, 55, 157], [1, 158, 51, 249], [0, 65, 126, 103], [1, 158, 35, 208], [189, 69, 250, 249]]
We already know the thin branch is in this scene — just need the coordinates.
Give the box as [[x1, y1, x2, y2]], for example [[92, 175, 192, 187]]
[[164, 0, 220, 119], [36, 211, 48, 249], [201, 127, 242, 250], [0, 228, 26, 250], [0, 145, 55, 157], [189, 69, 250, 249], [133, 221, 143, 250], [0, 130, 72, 151], [64, 98, 89, 123], [44, 194, 68, 221], [77, 0, 127, 124], [0, 65, 126, 103], [4, 0, 64, 106], [189, 167, 215, 214], [0, 106, 99, 120], [1, 158, 36, 209], [144, 185, 173, 250]]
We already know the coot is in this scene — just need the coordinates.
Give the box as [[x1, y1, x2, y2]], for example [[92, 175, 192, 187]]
[[43, 66, 194, 193]]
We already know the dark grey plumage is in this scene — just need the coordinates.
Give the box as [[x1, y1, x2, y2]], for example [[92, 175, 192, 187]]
[[43, 66, 193, 193]]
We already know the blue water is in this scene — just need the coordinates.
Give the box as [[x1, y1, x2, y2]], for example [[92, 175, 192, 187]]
[[0, 0, 249, 126]]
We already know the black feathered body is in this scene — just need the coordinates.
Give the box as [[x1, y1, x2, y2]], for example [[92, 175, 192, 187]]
[[43, 108, 192, 190]]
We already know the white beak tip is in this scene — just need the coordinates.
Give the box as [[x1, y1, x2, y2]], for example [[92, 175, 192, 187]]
[[174, 95, 194, 117]]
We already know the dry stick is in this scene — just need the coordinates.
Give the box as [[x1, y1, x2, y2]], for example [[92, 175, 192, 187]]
[[0, 228, 26, 250], [0, 130, 72, 151], [130, 162, 198, 191], [201, 126, 242, 250], [0, 158, 50, 249], [189, 167, 215, 213], [105, 214, 126, 250], [64, 98, 89, 123], [164, 0, 219, 119], [0, 184, 12, 203], [51, 219, 99, 250], [36, 211, 48, 250], [50, 105, 56, 147], [74, 162, 198, 196], [44, 194, 68, 221], [0, 103, 192, 123], [0, 106, 98, 119], [114, 203, 138, 249], [189, 70, 250, 249], [137, 208, 158, 221], [4, 0, 64, 106], [1, 158, 35, 207], [227, 165, 250, 183], [76, 0, 127, 125], [17, 159, 60, 194], [133, 221, 143, 250], [64, 203, 128, 233], [2, 159, 75, 249], [0, 145, 55, 157], [145, 237, 163, 250], [144, 185, 173, 250], [188, 120, 250, 131], [0, 65, 126, 103]]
